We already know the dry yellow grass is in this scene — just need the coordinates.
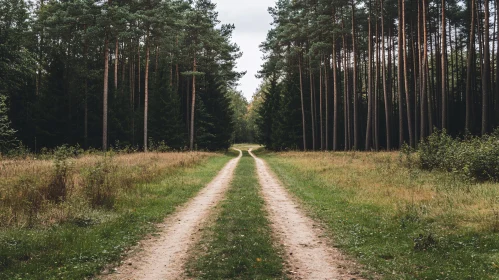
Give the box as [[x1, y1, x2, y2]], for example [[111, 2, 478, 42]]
[[0, 152, 216, 228], [272, 151, 499, 232]]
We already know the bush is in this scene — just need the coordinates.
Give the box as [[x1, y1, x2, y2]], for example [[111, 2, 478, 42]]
[[82, 157, 118, 209], [418, 130, 499, 181], [44, 154, 73, 203], [148, 139, 171, 152]]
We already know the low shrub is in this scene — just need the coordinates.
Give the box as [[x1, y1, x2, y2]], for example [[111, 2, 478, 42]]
[[417, 130, 499, 181], [44, 153, 73, 203], [82, 157, 118, 209]]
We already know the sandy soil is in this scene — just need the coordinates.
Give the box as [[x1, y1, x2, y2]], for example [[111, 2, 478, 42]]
[[100, 150, 242, 280], [249, 150, 362, 280]]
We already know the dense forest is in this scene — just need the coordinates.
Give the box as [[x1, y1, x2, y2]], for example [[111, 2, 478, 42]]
[[0, 0, 247, 152], [255, 0, 499, 151]]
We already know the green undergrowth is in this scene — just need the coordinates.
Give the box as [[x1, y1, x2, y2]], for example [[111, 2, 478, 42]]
[[186, 150, 286, 279], [0, 153, 234, 280], [256, 150, 499, 280]]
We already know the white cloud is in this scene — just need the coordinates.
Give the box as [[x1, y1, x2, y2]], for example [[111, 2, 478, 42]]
[[213, 0, 273, 100]]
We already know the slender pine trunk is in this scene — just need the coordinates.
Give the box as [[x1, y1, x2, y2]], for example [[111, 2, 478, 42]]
[[466, 0, 476, 132], [144, 34, 150, 152]]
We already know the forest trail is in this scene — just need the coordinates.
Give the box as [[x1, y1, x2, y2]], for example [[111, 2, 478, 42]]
[[249, 150, 361, 280], [102, 150, 242, 280]]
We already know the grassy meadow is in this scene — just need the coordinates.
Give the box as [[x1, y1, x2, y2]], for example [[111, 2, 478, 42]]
[[0, 151, 234, 279], [257, 150, 499, 279]]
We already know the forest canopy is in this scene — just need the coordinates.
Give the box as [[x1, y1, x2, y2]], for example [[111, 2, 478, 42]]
[[0, 0, 244, 152], [255, 0, 499, 151]]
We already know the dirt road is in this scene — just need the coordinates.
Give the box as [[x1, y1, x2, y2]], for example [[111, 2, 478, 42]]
[[249, 150, 360, 280], [102, 149, 242, 280]]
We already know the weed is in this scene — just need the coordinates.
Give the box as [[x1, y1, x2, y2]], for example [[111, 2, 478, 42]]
[[413, 233, 437, 251], [82, 157, 117, 209], [45, 155, 73, 203]]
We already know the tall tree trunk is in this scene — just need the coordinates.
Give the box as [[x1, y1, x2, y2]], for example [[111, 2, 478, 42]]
[[366, 4, 373, 150], [320, 55, 324, 150], [84, 25, 88, 148], [466, 0, 476, 132], [403, 0, 414, 147], [299, 54, 307, 151], [325, 55, 329, 150], [138, 42, 142, 109], [186, 76, 190, 136], [144, 34, 150, 152], [309, 57, 316, 151], [332, 35, 339, 151], [352, 0, 359, 150], [381, 0, 391, 150], [343, 29, 351, 150], [482, 0, 491, 135], [121, 42, 126, 96], [421, 0, 428, 140], [397, 0, 404, 147], [103, 36, 109, 151], [115, 38, 119, 91], [190, 54, 197, 150], [441, 0, 447, 130]]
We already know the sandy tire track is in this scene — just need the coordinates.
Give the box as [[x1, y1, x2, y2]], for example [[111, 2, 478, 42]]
[[101, 150, 242, 280], [249, 150, 362, 280]]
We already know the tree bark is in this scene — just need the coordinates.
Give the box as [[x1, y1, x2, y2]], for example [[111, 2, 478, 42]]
[[325, 55, 329, 150], [299, 54, 307, 151], [320, 56, 324, 150], [441, 0, 447, 130], [482, 0, 490, 135], [84, 25, 88, 148], [397, 0, 404, 147], [309, 57, 316, 151], [332, 33, 339, 151], [190, 54, 197, 150], [403, 0, 414, 147], [421, 0, 428, 140], [103, 36, 109, 151], [466, 0, 476, 132], [365, 3, 373, 150], [352, 0, 359, 150], [381, 0, 391, 150], [144, 33, 150, 152], [115, 38, 119, 90]]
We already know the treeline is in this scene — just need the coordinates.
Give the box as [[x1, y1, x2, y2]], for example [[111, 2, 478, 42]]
[[255, 0, 499, 151], [0, 0, 243, 153]]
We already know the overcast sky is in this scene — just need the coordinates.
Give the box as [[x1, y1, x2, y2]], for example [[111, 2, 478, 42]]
[[213, 0, 273, 101]]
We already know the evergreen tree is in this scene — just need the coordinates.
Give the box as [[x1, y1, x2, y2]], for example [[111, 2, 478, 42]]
[[0, 95, 18, 153]]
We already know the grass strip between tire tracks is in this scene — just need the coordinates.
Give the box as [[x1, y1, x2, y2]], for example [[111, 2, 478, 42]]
[[186, 150, 286, 279]]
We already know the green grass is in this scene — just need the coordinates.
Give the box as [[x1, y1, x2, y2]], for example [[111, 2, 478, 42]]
[[186, 150, 286, 279], [0, 153, 234, 280], [256, 150, 499, 280]]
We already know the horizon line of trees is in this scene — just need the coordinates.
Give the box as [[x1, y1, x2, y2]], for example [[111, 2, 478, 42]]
[[255, 0, 499, 151], [0, 0, 244, 153]]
